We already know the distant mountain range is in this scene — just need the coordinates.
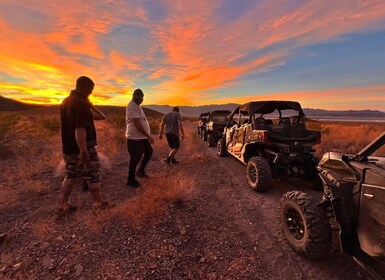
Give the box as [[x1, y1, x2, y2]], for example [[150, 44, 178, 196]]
[[143, 104, 239, 117], [1, 96, 385, 120], [144, 104, 385, 119]]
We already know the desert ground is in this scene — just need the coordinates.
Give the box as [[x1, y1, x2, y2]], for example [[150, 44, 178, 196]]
[[0, 109, 384, 280]]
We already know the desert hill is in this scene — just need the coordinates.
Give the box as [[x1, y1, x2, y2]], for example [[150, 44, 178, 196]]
[[0, 96, 38, 111], [0, 96, 163, 119]]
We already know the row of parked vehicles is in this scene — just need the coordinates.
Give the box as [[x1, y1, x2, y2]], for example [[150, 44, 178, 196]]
[[197, 101, 385, 280]]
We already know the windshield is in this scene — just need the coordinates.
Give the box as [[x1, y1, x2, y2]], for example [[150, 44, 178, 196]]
[[254, 109, 302, 125], [212, 115, 228, 121]]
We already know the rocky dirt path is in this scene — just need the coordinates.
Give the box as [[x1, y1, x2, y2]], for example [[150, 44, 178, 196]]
[[0, 124, 371, 279]]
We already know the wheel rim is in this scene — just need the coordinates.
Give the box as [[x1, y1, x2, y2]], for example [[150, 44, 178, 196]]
[[247, 164, 257, 185], [285, 207, 305, 240]]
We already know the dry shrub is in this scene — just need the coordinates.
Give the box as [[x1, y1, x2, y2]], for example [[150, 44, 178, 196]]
[[33, 219, 56, 238], [23, 179, 48, 193], [109, 172, 198, 226], [84, 215, 102, 233], [0, 188, 18, 206], [316, 123, 385, 155], [181, 128, 210, 162]]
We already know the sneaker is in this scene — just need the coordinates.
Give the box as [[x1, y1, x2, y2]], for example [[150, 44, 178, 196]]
[[163, 157, 171, 164], [127, 179, 141, 188]]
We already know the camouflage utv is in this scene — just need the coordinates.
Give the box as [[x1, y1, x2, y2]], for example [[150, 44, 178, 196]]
[[217, 101, 321, 192], [281, 132, 385, 280]]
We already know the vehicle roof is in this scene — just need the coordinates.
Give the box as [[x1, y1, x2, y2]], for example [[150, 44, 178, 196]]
[[232, 100, 305, 115], [210, 110, 231, 116]]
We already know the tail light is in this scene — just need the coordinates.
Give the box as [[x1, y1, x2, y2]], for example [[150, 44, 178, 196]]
[[259, 131, 269, 143]]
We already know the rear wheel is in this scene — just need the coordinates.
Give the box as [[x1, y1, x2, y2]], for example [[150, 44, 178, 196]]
[[281, 191, 332, 259], [202, 130, 207, 141], [217, 139, 227, 157], [246, 156, 272, 192], [207, 134, 216, 147]]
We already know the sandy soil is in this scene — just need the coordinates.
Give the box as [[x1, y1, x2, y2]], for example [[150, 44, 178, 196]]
[[0, 123, 371, 280]]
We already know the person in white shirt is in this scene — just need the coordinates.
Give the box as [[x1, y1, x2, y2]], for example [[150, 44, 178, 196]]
[[125, 89, 154, 187]]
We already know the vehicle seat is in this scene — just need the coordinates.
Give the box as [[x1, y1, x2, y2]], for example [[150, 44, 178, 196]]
[[264, 119, 273, 125], [279, 117, 291, 125], [255, 117, 265, 125]]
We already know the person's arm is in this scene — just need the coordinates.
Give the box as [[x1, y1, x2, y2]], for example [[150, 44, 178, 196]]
[[133, 118, 154, 144], [75, 128, 89, 165], [89, 103, 106, 120], [159, 118, 165, 139]]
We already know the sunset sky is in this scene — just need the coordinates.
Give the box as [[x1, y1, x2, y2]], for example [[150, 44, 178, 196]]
[[0, 0, 385, 110]]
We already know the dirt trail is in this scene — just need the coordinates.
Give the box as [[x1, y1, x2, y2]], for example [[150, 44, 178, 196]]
[[0, 123, 370, 279]]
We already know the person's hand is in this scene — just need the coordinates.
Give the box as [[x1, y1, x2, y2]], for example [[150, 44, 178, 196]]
[[148, 135, 155, 144], [159, 134, 163, 140], [80, 150, 90, 166]]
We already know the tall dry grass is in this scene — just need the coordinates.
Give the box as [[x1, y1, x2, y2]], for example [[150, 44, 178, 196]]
[[307, 120, 385, 156], [108, 172, 198, 226]]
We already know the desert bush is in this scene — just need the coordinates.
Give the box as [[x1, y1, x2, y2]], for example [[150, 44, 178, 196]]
[[39, 117, 60, 133], [305, 119, 322, 131], [108, 115, 126, 129], [109, 171, 198, 226], [316, 122, 385, 155], [0, 113, 18, 144], [32, 219, 56, 238]]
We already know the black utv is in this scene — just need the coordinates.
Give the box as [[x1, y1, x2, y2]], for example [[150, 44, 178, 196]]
[[198, 112, 210, 140], [217, 101, 321, 192], [281, 132, 385, 280], [201, 110, 231, 147]]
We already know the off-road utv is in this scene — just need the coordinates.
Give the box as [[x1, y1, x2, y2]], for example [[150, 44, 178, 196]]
[[201, 110, 231, 147], [281, 132, 385, 280], [217, 101, 321, 192], [198, 112, 210, 140]]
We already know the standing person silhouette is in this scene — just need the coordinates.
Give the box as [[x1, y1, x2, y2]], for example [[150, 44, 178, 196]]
[[125, 89, 154, 187], [60, 76, 107, 215], [159, 107, 184, 164]]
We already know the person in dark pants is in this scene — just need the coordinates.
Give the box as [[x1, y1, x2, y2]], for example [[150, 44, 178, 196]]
[[159, 107, 184, 164], [125, 89, 154, 187], [60, 76, 107, 213]]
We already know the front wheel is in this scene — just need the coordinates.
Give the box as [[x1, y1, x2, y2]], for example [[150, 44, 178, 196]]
[[246, 156, 272, 192], [280, 191, 332, 259], [217, 139, 227, 157], [207, 134, 216, 147]]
